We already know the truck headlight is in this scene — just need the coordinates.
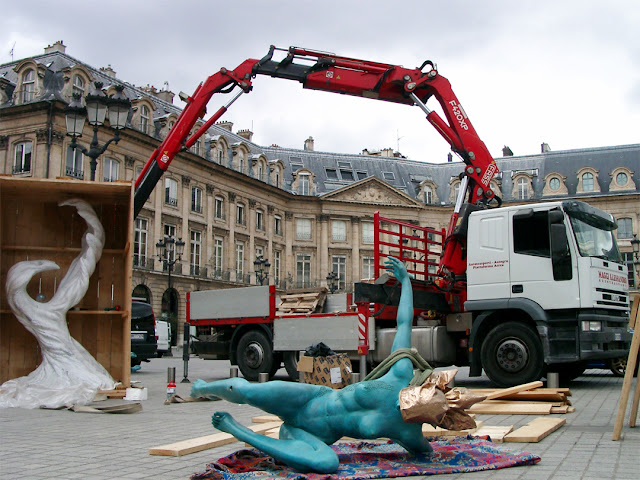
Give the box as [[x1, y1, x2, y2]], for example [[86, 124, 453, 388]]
[[582, 321, 602, 332]]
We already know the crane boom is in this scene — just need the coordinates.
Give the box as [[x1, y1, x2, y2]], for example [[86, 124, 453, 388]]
[[134, 45, 501, 289]]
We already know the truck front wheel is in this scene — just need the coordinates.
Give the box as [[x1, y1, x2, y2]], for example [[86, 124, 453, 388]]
[[236, 330, 274, 381], [284, 351, 301, 381], [481, 321, 544, 387]]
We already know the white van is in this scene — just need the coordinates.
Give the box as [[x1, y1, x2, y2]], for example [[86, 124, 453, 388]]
[[155, 320, 171, 357]]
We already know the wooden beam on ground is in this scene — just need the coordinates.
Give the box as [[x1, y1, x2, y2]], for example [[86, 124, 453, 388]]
[[149, 421, 282, 456], [467, 402, 553, 415], [473, 425, 514, 443], [251, 415, 282, 424], [422, 420, 483, 437], [484, 381, 544, 400], [504, 417, 565, 443]]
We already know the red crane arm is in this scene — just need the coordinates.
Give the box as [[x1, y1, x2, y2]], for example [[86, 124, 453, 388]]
[[133, 46, 500, 287]]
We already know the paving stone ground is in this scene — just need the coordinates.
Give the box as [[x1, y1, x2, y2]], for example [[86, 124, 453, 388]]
[[1, 353, 638, 480]]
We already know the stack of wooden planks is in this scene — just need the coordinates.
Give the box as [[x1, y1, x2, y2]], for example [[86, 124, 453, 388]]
[[97, 383, 127, 399], [466, 381, 574, 415], [276, 289, 327, 315]]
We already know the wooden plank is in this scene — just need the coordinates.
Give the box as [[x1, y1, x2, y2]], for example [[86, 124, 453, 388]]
[[613, 295, 640, 440], [467, 402, 552, 415], [149, 421, 282, 456], [550, 405, 570, 414], [422, 420, 483, 437], [471, 387, 572, 396], [504, 417, 565, 443], [251, 415, 282, 424], [473, 425, 514, 443], [484, 381, 544, 400]]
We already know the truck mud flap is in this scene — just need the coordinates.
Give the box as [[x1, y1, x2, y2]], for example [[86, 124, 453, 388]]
[[354, 282, 450, 312]]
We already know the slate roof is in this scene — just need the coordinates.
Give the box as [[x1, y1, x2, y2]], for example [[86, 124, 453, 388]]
[[2, 49, 638, 205]]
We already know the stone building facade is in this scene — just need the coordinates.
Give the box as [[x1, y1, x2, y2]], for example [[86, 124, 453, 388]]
[[1, 42, 638, 343]]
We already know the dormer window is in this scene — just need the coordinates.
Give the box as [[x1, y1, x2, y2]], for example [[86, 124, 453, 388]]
[[72, 75, 85, 97], [22, 69, 36, 103], [140, 105, 150, 134]]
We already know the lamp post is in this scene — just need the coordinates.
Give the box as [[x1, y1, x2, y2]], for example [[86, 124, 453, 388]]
[[156, 235, 187, 381], [254, 255, 271, 285], [326, 271, 339, 294], [65, 82, 131, 181]]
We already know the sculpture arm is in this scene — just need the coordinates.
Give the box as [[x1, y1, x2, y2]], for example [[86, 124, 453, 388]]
[[384, 257, 414, 352]]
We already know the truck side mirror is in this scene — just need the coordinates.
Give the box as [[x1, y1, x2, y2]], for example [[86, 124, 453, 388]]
[[550, 223, 572, 281]]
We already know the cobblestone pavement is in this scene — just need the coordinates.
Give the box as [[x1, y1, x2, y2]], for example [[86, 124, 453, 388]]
[[1, 353, 638, 480]]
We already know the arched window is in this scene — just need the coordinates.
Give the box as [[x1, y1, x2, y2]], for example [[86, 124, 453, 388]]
[[517, 177, 529, 200], [299, 173, 310, 195], [582, 172, 594, 192], [140, 105, 150, 134], [424, 186, 433, 204], [22, 69, 35, 102], [72, 75, 85, 97], [549, 177, 560, 191]]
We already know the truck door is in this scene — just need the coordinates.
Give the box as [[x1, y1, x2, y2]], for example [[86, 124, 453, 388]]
[[509, 208, 579, 309]]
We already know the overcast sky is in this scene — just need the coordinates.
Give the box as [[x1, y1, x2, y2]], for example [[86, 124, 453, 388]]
[[2, 0, 638, 163]]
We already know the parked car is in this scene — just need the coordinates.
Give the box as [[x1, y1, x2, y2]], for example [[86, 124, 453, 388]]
[[131, 301, 158, 367], [155, 320, 171, 357]]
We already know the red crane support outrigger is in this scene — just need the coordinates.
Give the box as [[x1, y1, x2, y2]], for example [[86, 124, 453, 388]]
[[134, 45, 500, 293]]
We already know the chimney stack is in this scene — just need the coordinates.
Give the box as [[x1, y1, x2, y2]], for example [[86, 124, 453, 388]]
[[237, 129, 254, 141], [502, 146, 514, 157], [304, 136, 314, 151], [44, 41, 66, 54]]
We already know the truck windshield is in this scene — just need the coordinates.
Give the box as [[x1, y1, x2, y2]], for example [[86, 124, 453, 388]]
[[563, 201, 622, 263]]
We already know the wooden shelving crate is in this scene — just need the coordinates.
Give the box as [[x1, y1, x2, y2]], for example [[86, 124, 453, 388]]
[[0, 177, 134, 387]]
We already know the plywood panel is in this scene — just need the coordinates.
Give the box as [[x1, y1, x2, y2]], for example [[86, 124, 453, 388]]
[[0, 177, 133, 386]]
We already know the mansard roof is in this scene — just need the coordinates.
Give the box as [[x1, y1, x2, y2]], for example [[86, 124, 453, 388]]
[[1, 48, 638, 205]]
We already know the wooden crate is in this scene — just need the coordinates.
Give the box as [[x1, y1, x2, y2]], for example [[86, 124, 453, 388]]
[[0, 177, 134, 386]]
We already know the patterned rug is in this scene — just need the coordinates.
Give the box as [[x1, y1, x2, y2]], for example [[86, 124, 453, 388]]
[[191, 436, 541, 480]]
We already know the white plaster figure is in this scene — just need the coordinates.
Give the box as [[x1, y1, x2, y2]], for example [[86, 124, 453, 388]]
[[0, 199, 116, 409]]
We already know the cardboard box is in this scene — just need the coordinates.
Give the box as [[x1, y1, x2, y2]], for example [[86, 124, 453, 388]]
[[297, 354, 353, 389]]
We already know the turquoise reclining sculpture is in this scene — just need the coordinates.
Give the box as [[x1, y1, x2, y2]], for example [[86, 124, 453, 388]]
[[191, 256, 432, 473]]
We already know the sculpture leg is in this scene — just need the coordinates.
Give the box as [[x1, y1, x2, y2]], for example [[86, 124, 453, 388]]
[[212, 412, 339, 473]]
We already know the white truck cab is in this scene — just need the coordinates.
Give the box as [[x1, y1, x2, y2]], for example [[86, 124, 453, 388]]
[[465, 200, 631, 385]]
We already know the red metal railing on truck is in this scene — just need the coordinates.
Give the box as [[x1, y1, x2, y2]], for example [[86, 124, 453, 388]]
[[373, 211, 445, 281]]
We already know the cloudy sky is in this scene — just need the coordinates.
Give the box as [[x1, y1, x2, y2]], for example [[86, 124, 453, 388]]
[[2, 0, 638, 163]]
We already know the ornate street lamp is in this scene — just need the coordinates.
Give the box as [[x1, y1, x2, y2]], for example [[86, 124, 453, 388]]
[[65, 82, 131, 181], [326, 271, 339, 294], [254, 255, 271, 285], [156, 235, 186, 289]]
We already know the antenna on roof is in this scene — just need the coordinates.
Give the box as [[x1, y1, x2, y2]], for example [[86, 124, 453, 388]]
[[10, 42, 16, 61]]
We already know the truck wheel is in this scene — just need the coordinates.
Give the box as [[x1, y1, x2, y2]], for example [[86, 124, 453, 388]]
[[481, 321, 544, 387], [236, 330, 274, 381], [609, 357, 638, 377], [284, 351, 301, 381]]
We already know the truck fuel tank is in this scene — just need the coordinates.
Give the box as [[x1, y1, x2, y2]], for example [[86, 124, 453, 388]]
[[372, 326, 456, 365]]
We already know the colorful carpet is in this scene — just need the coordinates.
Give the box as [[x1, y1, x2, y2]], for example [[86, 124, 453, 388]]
[[191, 436, 541, 480]]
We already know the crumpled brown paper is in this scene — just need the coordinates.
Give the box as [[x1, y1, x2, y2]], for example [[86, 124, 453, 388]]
[[399, 369, 486, 430]]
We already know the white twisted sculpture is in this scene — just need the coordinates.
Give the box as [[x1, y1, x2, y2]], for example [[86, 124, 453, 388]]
[[0, 199, 116, 409]]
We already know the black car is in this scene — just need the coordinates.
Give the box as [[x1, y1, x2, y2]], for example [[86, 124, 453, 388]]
[[131, 301, 158, 366]]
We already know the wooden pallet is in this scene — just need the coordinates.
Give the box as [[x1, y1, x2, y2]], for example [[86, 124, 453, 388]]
[[276, 290, 327, 315]]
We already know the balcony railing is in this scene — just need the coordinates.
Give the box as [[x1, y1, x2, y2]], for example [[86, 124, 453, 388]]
[[133, 256, 154, 270], [165, 196, 178, 207], [190, 265, 208, 277], [12, 164, 31, 175], [66, 167, 84, 180], [212, 269, 231, 281]]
